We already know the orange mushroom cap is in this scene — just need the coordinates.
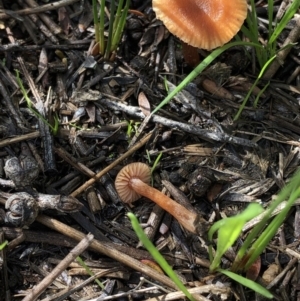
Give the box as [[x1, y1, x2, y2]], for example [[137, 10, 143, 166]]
[[152, 0, 248, 50], [115, 162, 151, 203]]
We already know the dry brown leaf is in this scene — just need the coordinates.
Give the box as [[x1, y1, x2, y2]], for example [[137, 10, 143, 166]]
[[207, 183, 223, 202], [138, 92, 151, 116], [58, 7, 71, 35], [202, 79, 235, 100], [262, 263, 279, 284]]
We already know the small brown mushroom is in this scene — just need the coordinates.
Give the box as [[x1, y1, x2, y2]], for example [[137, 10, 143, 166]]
[[115, 162, 199, 234], [152, 0, 248, 50]]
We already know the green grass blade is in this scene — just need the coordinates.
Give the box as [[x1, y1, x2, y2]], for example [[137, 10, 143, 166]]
[[240, 25, 256, 42], [111, 0, 130, 52], [269, 0, 300, 45], [76, 256, 105, 289], [92, 0, 100, 43], [233, 169, 300, 271], [104, 0, 116, 59], [52, 113, 60, 135], [150, 152, 163, 174], [234, 183, 295, 269], [245, 184, 300, 270], [267, 0, 274, 39], [112, 0, 124, 37], [128, 213, 196, 301], [0, 240, 8, 250], [234, 54, 276, 120], [247, 0, 259, 43], [244, 217, 285, 270], [99, 0, 106, 55], [219, 269, 273, 299], [209, 204, 263, 271], [253, 81, 270, 108]]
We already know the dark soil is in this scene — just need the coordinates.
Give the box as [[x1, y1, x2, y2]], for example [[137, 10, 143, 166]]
[[0, 0, 300, 300]]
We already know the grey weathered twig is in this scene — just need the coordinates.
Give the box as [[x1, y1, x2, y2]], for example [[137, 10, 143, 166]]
[[0, 0, 80, 20], [0, 132, 40, 148], [97, 98, 258, 149]]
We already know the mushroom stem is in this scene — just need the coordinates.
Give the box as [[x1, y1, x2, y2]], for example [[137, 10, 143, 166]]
[[129, 178, 198, 234]]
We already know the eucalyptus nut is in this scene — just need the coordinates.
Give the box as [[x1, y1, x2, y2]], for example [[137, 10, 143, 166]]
[[5, 192, 39, 227]]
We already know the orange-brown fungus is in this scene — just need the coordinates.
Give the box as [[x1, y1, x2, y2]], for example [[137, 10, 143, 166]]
[[115, 162, 199, 234], [152, 0, 248, 50]]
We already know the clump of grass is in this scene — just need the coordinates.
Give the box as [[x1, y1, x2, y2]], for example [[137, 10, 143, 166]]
[[92, 0, 130, 60], [242, 0, 300, 69], [208, 168, 300, 298], [233, 54, 276, 120]]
